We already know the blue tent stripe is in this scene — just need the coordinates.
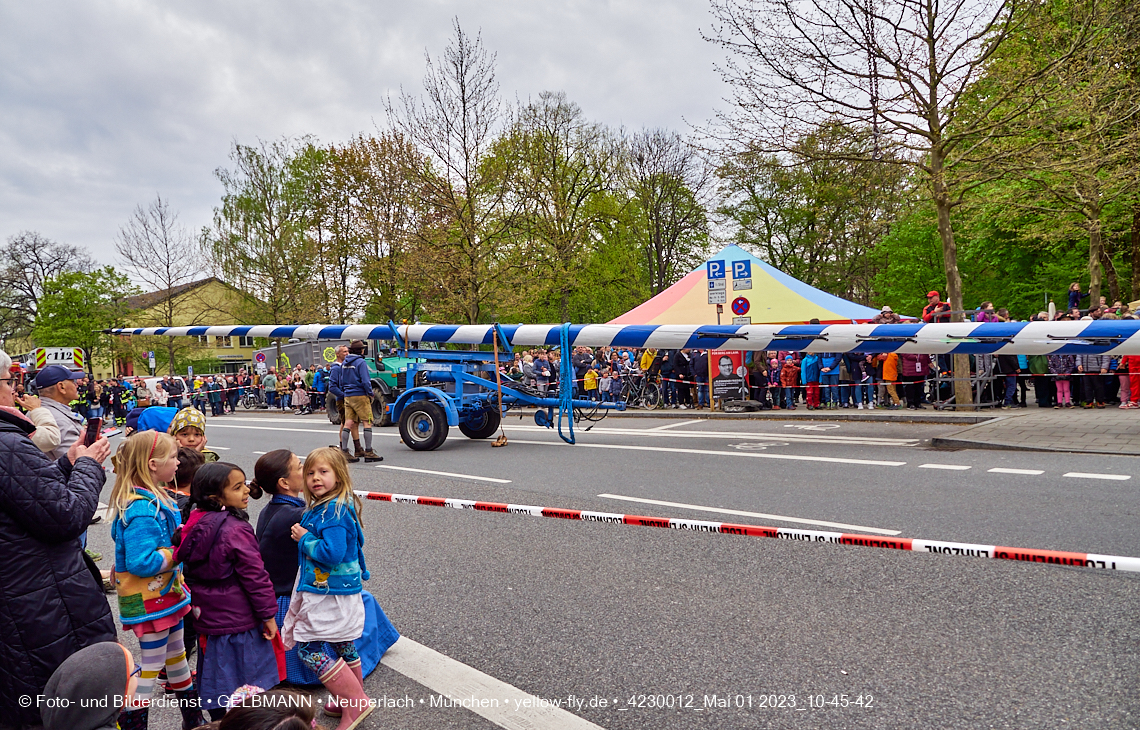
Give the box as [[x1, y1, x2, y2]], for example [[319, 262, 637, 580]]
[[317, 326, 349, 339]]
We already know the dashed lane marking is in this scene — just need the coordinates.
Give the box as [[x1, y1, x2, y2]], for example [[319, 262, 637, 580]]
[[598, 493, 902, 535], [918, 463, 972, 471], [375, 465, 512, 484], [649, 419, 706, 430], [1063, 472, 1131, 481], [989, 468, 1045, 475]]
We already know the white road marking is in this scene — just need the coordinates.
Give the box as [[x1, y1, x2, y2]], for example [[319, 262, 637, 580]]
[[501, 423, 916, 447], [598, 493, 902, 536], [381, 636, 602, 730], [208, 446, 230, 450], [988, 468, 1044, 475], [252, 450, 267, 454], [507, 439, 907, 467], [375, 465, 512, 484], [1063, 472, 1131, 481], [918, 463, 971, 471], [650, 419, 706, 431]]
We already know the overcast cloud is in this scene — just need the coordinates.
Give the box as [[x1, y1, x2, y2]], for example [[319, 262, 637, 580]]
[[0, 1, 728, 265]]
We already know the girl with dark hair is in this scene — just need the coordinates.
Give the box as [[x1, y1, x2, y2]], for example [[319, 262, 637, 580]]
[[175, 463, 280, 720]]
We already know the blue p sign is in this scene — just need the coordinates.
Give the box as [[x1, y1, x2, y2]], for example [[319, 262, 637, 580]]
[[732, 260, 751, 279], [707, 260, 726, 279]]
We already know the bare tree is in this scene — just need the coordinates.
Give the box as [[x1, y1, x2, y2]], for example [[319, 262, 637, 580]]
[[706, 0, 1096, 405], [626, 130, 711, 294], [388, 19, 526, 324], [0, 232, 93, 342], [117, 195, 206, 374]]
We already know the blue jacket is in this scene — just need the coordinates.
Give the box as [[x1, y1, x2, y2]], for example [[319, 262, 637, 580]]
[[819, 353, 843, 374], [312, 369, 327, 393], [328, 363, 343, 399], [297, 501, 369, 595], [335, 355, 372, 397], [800, 354, 821, 384], [112, 488, 191, 623]]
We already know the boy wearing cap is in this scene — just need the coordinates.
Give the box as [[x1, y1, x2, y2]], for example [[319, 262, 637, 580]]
[[168, 406, 219, 462]]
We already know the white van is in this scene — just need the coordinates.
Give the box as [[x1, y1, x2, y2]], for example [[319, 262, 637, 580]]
[[138, 376, 190, 403]]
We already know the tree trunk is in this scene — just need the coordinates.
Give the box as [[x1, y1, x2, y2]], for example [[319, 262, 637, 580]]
[[1100, 240, 1119, 303], [1088, 214, 1103, 305], [1130, 202, 1140, 301], [167, 339, 177, 376], [931, 149, 973, 409]]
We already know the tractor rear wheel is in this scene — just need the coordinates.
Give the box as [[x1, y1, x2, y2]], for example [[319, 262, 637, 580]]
[[399, 400, 449, 451]]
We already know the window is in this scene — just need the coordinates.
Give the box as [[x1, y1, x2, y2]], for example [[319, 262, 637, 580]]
[[218, 336, 233, 348], [196, 335, 210, 345], [238, 336, 255, 348]]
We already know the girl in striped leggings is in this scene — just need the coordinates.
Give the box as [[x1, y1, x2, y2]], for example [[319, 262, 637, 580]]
[[110, 430, 205, 729]]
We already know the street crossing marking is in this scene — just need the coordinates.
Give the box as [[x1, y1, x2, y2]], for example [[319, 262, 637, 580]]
[[988, 468, 1045, 475], [381, 637, 603, 729], [598, 493, 901, 535], [1063, 472, 1131, 481], [501, 424, 917, 447]]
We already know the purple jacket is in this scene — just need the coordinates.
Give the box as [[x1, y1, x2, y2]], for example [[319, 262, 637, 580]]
[[175, 509, 277, 635]]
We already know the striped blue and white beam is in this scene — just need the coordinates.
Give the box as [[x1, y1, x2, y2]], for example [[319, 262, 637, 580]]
[[106, 321, 1140, 356]]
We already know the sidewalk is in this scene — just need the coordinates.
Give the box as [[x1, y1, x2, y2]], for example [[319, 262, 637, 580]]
[[931, 406, 1140, 456]]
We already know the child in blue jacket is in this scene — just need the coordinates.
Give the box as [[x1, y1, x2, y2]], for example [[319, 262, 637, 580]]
[[282, 447, 373, 729]]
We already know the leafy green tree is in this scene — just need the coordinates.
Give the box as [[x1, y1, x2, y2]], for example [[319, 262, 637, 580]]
[[508, 91, 625, 320], [32, 268, 138, 375], [201, 138, 322, 325], [0, 232, 92, 343], [717, 122, 913, 304]]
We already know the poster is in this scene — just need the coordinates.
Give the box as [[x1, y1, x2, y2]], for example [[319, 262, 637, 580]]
[[710, 350, 748, 400]]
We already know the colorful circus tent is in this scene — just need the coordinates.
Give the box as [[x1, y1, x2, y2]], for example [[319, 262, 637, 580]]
[[610, 244, 881, 325]]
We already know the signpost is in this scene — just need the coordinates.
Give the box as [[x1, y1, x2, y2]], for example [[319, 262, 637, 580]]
[[731, 297, 750, 316], [147, 351, 156, 376], [732, 260, 752, 291]]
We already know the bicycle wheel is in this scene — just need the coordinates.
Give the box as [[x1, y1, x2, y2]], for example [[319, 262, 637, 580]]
[[642, 382, 661, 409]]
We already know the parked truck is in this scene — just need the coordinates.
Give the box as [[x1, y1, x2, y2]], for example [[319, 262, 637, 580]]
[[253, 339, 415, 427]]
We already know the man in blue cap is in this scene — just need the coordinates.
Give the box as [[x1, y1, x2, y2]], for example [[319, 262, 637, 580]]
[[34, 364, 86, 460]]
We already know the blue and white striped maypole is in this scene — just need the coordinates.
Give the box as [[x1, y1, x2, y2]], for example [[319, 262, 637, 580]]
[[108, 320, 1140, 356]]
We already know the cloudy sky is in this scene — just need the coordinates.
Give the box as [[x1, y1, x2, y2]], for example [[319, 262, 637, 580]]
[[0, 1, 729, 266]]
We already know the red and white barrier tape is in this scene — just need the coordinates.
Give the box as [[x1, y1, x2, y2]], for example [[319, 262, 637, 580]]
[[354, 490, 1140, 573]]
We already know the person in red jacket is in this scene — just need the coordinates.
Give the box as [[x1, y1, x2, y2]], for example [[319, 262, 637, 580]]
[[922, 291, 951, 323], [1126, 355, 1140, 408]]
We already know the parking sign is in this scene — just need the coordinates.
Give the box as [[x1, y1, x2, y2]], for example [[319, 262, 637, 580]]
[[707, 260, 726, 279], [732, 260, 751, 279]]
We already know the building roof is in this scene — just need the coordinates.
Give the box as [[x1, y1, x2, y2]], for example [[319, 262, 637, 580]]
[[125, 277, 222, 311]]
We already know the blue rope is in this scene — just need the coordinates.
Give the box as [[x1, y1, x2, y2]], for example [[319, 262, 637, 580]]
[[556, 322, 575, 444]]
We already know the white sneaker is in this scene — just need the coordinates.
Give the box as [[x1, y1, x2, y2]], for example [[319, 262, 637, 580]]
[[857, 403, 864, 409]]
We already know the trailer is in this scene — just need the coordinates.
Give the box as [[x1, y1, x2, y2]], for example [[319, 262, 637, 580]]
[[387, 322, 624, 450]]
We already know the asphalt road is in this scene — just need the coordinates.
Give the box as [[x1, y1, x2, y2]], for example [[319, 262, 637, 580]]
[[87, 411, 1140, 729]]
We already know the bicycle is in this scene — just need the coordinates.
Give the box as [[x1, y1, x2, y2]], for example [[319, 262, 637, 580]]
[[620, 374, 661, 409], [240, 387, 266, 410]]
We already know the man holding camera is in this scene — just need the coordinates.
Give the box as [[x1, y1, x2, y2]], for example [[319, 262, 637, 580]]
[[33, 365, 86, 460]]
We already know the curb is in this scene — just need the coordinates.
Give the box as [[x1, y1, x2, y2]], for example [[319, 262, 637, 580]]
[[354, 490, 1140, 574], [931, 436, 1140, 457]]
